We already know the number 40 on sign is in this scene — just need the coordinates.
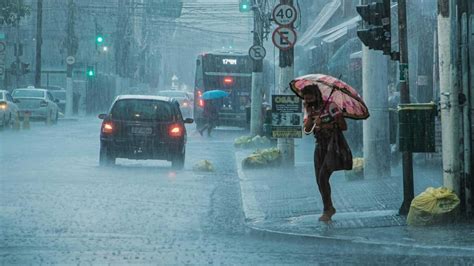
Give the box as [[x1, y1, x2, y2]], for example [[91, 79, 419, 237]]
[[273, 4, 297, 26]]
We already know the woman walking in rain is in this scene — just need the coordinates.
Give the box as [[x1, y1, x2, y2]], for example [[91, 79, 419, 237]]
[[198, 99, 219, 137], [302, 84, 351, 222]]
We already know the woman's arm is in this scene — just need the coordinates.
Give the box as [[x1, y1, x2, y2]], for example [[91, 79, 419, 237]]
[[304, 115, 316, 134]]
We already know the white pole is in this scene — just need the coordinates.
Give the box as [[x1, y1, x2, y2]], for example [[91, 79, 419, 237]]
[[438, 0, 461, 195], [250, 72, 263, 135], [362, 47, 390, 179]]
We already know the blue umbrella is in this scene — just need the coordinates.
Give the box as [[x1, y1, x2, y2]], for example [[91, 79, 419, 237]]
[[201, 90, 229, 100]]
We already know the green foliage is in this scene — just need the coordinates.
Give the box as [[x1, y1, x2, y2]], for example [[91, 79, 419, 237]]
[[0, 0, 31, 26]]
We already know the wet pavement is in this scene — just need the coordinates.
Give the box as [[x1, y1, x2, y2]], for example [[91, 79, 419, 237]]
[[1, 118, 473, 264], [235, 136, 474, 257]]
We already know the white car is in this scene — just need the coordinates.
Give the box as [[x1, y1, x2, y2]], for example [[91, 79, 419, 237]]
[[157, 90, 193, 118], [0, 90, 20, 129], [12, 87, 60, 123]]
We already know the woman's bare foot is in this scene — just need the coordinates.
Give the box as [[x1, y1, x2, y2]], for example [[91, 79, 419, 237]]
[[319, 207, 336, 222]]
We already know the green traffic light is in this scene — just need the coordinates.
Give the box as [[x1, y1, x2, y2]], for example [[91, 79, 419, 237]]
[[96, 35, 104, 44], [239, 0, 250, 12], [87, 67, 95, 77]]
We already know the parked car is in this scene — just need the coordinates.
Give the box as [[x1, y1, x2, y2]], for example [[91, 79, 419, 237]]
[[12, 87, 60, 123], [98, 95, 194, 169], [45, 85, 66, 113], [156, 90, 193, 118], [0, 90, 20, 129]]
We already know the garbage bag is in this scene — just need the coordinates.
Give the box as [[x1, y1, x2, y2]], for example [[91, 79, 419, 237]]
[[242, 148, 281, 169], [407, 187, 460, 226], [193, 160, 214, 172]]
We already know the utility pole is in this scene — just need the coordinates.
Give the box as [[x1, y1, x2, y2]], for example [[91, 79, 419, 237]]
[[437, 0, 462, 201], [250, 0, 264, 136], [65, 0, 75, 117], [360, 0, 390, 180], [277, 0, 295, 167], [34, 0, 43, 88], [398, 0, 414, 215], [15, 5, 21, 88], [459, 0, 472, 215], [468, 0, 474, 216]]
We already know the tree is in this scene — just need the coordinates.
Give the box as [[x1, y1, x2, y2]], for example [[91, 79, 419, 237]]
[[0, 0, 31, 26]]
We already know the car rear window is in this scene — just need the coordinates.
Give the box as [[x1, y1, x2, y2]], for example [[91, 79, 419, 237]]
[[13, 90, 45, 98], [157, 91, 187, 99], [111, 99, 174, 121], [50, 91, 66, 100]]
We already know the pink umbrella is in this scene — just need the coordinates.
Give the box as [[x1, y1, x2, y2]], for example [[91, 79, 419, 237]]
[[290, 74, 370, 120]]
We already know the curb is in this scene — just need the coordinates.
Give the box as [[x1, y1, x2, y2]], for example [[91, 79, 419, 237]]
[[234, 149, 474, 255]]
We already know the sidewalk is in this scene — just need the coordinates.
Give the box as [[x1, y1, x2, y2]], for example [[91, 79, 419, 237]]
[[235, 141, 474, 254]]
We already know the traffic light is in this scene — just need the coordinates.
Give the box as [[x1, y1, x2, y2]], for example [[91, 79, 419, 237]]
[[86, 66, 95, 78], [96, 34, 104, 45], [20, 62, 30, 75], [239, 0, 251, 12], [356, 0, 391, 55]]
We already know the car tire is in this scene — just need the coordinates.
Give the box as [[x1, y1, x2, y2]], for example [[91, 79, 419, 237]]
[[99, 145, 115, 166], [7, 113, 12, 128], [171, 149, 185, 170], [0, 114, 5, 130], [53, 111, 59, 124]]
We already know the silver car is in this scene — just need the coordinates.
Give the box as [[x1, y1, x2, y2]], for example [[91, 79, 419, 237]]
[[156, 90, 193, 118], [12, 87, 60, 123], [0, 90, 20, 129]]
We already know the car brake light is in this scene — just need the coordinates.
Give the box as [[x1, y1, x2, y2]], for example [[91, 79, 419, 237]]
[[102, 121, 115, 134], [40, 100, 48, 107], [223, 76, 234, 85], [0, 102, 7, 110], [169, 124, 183, 137]]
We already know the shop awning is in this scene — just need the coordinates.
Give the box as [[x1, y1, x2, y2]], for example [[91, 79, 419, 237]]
[[318, 16, 360, 43], [298, 0, 341, 47]]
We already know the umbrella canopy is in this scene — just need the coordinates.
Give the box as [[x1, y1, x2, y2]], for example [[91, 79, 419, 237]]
[[201, 90, 229, 100], [290, 74, 369, 120]]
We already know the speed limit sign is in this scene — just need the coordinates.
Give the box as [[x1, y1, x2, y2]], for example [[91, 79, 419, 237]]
[[273, 4, 297, 26]]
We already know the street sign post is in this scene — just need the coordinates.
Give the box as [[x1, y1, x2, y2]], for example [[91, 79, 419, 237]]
[[248, 45, 266, 61], [271, 95, 302, 138], [0, 33, 6, 81], [66, 56, 75, 65], [273, 4, 297, 26], [272, 26, 297, 50]]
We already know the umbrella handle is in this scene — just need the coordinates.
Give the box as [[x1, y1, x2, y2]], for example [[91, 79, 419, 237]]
[[322, 87, 336, 111]]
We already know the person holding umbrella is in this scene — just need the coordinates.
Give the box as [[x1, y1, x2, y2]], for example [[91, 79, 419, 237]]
[[291, 74, 370, 222], [198, 90, 229, 137], [198, 99, 219, 137]]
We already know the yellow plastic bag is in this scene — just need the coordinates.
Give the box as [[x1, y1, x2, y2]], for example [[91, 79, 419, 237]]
[[193, 160, 214, 172], [242, 148, 281, 169], [407, 187, 460, 226]]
